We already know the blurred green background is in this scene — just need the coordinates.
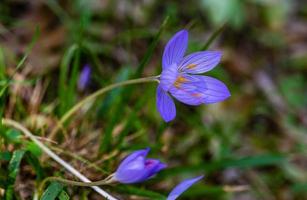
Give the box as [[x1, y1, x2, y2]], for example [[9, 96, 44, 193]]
[[0, 0, 307, 199]]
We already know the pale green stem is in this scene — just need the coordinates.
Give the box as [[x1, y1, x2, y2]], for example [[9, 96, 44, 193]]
[[1, 118, 118, 200], [39, 174, 115, 196], [50, 76, 159, 138]]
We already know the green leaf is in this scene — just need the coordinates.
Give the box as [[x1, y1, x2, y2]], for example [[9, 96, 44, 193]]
[[201, 0, 245, 28], [280, 74, 307, 109], [1, 148, 45, 200], [3, 129, 22, 144], [291, 182, 307, 194], [8, 150, 25, 181], [0, 151, 11, 161], [0, 171, 7, 187], [58, 190, 70, 200], [5, 185, 14, 200], [40, 182, 64, 200], [5, 150, 26, 200], [26, 141, 43, 157], [25, 152, 45, 181], [115, 185, 166, 200]]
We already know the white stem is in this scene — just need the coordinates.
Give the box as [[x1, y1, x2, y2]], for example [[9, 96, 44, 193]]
[[2, 118, 118, 200]]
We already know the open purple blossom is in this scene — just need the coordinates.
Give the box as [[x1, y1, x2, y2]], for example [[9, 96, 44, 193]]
[[113, 148, 166, 184], [78, 64, 91, 91], [167, 175, 204, 200], [157, 30, 231, 122]]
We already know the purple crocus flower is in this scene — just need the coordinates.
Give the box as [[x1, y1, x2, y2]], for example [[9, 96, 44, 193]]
[[167, 175, 204, 200], [114, 148, 166, 184], [157, 30, 231, 122], [78, 64, 91, 91]]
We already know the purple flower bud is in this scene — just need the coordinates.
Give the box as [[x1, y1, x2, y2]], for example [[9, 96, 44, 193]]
[[167, 175, 204, 200], [114, 148, 166, 184], [78, 64, 91, 91]]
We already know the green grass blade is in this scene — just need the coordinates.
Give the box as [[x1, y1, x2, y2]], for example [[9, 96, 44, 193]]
[[201, 22, 227, 50], [25, 152, 45, 181], [97, 67, 131, 118], [160, 154, 286, 177], [181, 184, 226, 198], [5, 150, 26, 200], [0, 169, 7, 188], [115, 185, 166, 200], [134, 15, 169, 77], [8, 150, 25, 181], [66, 48, 80, 114], [291, 182, 307, 195], [0, 151, 11, 161], [2, 129, 22, 144], [102, 16, 169, 152], [58, 190, 70, 200], [58, 44, 78, 116], [0, 45, 7, 104], [2, 149, 43, 200], [45, 0, 70, 24], [0, 27, 39, 98], [99, 68, 131, 153], [15, 27, 40, 72], [0, 46, 5, 80], [40, 182, 64, 200]]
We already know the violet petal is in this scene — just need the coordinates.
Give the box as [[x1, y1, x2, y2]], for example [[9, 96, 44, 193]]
[[167, 175, 204, 200], [178, 51, 222, 74], [169, 74, 230, 105], [156, 85, 176, 122], [162, 30, 188, 69]]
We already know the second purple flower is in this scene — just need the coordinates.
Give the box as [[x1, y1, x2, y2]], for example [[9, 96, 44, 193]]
[[113, 148, 166, 184]]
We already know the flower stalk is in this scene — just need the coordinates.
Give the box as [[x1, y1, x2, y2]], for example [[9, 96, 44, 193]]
[[50, 76, 159, 138], [39, 174, 115, 194]]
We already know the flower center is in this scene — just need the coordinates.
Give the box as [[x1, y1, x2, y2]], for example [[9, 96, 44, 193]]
[[145, 159, 155, 167], [173, 75, 188, 89], [160, 63, 179, 91]]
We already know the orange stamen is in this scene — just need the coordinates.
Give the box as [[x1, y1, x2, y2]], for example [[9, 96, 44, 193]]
[[174, 76, 188, 88], [186, 63, 197, 69]]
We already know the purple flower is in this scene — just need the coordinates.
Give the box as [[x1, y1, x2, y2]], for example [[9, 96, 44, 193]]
[[157, 30, 230, 122], [78, 64, 91, 91], [114, 148, 166, 184], [167, 175, 204, 200]]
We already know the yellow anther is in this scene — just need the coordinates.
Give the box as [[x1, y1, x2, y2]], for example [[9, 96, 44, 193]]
[[174, 76, 188, 88], [186, 63, 197, 69]]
